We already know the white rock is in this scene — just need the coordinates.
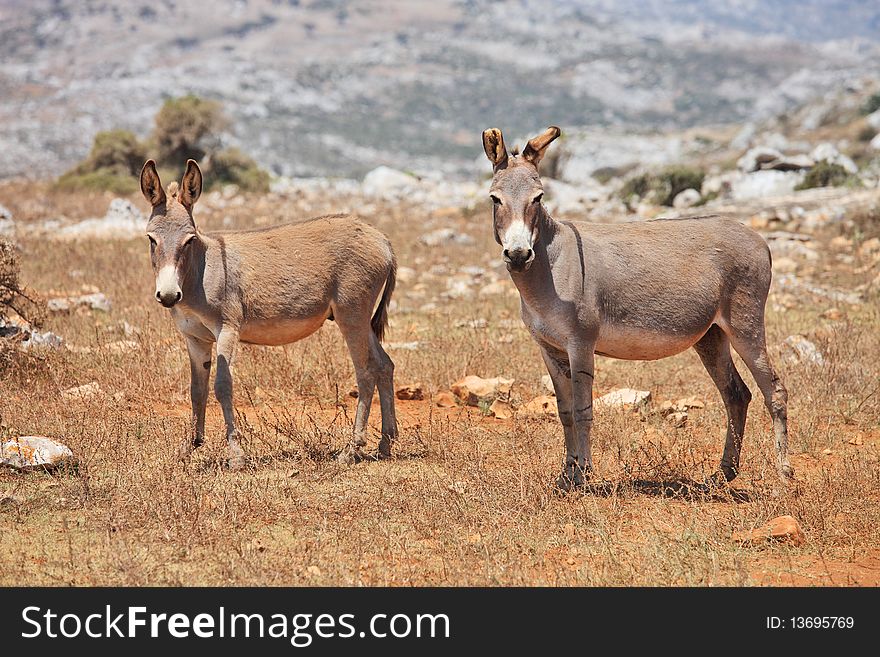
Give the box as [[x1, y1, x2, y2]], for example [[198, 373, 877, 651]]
[[61, 382, 103, 400], [1, 436, 76, 471], [867, 110, 880, 131], [672, 188, 701, 209], [0, 203, 15, 239], [362, 166, 418, 197], [541, 374, 555, 395], [419, 228, 475, 247], [810, 143, 858, 174], [782, 335, 825, 366], [451, 375, 514, 406], [731, 170, 804, 201], [595, 388, 651, 409], [21, 330, 64, 349], [737, 146, 784, 173], [48, 292, 111, 313], [56, 199, 145, 240], [870, 133, 880, 151]]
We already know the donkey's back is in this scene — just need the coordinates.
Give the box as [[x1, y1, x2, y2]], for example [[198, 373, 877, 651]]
[[199, 213, 395, 346]]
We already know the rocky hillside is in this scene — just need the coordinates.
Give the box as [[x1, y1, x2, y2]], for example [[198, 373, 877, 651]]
[[1, 0, 879, 179]]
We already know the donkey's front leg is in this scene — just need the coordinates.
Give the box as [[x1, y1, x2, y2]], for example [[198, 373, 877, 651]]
[[540, 347, 577, 491], [180, 335, 213, 461], [562, 344, 595, 490], [215, 324, 246, 470]]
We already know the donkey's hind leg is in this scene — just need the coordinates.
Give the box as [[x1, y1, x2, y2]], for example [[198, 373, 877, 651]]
[[693, 325, 751, 483], [335, 314, 381, 463], [723, 314, 793, 483], [370, 333, 397, 459]]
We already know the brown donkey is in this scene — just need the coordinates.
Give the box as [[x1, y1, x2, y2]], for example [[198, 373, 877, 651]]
[[140, 159, 398, 469], [481, 126, 792, 491]]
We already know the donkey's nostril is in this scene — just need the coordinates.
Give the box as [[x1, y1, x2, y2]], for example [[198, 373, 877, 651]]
[[503, 249, 510, 259], [156, 291, 162, 301], [175, 291, 182, 302]]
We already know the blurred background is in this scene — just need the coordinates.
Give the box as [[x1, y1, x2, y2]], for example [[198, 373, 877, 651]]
[[1, 0, 879, 184]]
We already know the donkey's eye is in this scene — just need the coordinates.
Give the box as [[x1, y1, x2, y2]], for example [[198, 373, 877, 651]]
[[532, 193, 543, 204], [147, 235, 157, 246], [490, 194, 502, 205], [182, 234, 196, 247]]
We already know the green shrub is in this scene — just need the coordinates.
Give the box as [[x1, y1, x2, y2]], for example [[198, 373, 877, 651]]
[[857, 125, 877, 143], [619, 166, 705, 207], [153, 95, 227, 168], [795, 161, 852, 190], [55, 169, 139, 194], [207, 148, 270, 192], [55, 129, 146, 193], [860, 92, 880, 116]]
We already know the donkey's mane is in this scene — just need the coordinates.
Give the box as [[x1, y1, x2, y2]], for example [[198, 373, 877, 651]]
[[166, 182, 179, 198]]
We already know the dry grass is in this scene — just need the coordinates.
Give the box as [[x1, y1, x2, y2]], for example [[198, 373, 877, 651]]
[[0, 180, 878, 586]]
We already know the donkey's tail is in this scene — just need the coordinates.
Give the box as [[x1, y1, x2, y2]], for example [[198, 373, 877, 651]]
[[371, 252, 397, 342]]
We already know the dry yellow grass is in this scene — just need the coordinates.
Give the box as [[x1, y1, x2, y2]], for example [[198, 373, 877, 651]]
[[0, 181, 878, 586]]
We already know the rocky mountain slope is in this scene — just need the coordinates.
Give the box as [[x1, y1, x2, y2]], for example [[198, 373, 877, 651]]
[[1, 0, 879, 179]]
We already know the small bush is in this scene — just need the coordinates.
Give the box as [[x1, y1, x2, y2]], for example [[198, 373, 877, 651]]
[[795, 161, 853, 191], [153, 95, 227, 168], [0, 239, 44, 327], [619, 166, 705, 207], [857, 125, 877, 143], [861, 92, 880, 116], [55, 129, 146, 193], [207, 148, 270, 192]]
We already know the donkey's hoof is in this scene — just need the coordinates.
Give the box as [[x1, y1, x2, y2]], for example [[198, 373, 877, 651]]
[[705, 470, 733, 489], [337, 445, 365, 465], [377, 439, 393, 461], [554, 465, 587, 493], [227, 442, 246, 471]]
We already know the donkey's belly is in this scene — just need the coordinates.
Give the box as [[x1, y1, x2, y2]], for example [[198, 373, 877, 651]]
[[239, 314, 327, 346], [595, 323, 708, 361]]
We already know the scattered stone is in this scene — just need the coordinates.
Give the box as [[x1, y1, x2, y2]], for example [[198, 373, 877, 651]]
[[541, 374, 555, 395], [419, 228, 475, 247], [48, 292, 111, 313], [0, 203, 15, 239], [820, 308, 844, 321], [810, 143, 857, 174], [61, 382, 103, 400], [451, 375, 514, 407], [0, 436, 76, 471], [846, 435, 863, 446], [666, 411, 688, 428], [454, 318, 488, 329], [676, 397, 705, 410], [489, 399, 513, 420], [518, 395, 558, 418], [21, 330, 64, 349], [56, 198, 145, 240], [395, 384, 424, 401], [732, 515, 805, 547], [595, 388, 651, 410], [395, 266, 418, 284], [822, 448, 834, 456], [782, 335, 825, 366], [434, 391, 457, 408], [385, 341, 421, 351], [672, 188, 701, 209], [737, 146, 784, 173], [731, 170, 804, 200], [860, 237, 880, 258]]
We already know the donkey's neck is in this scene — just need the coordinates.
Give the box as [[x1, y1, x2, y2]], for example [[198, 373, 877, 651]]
[[179, 234, 210, 307], [508, 206, 564, 308]]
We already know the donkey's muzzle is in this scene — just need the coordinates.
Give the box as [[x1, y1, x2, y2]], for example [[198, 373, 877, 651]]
[[156, 290, 182, 308], [504, 247, 534, 272]]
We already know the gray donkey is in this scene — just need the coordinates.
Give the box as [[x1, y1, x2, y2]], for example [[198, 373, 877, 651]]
[[481, 127, 792, 490], [140, 159, 398, 469]]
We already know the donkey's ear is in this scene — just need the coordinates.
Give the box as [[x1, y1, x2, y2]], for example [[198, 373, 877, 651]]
[[140, 160, 166, 207], [178, 159, 203, 212], [522, 126, 561, 167], [482, 128, 509, 171]]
